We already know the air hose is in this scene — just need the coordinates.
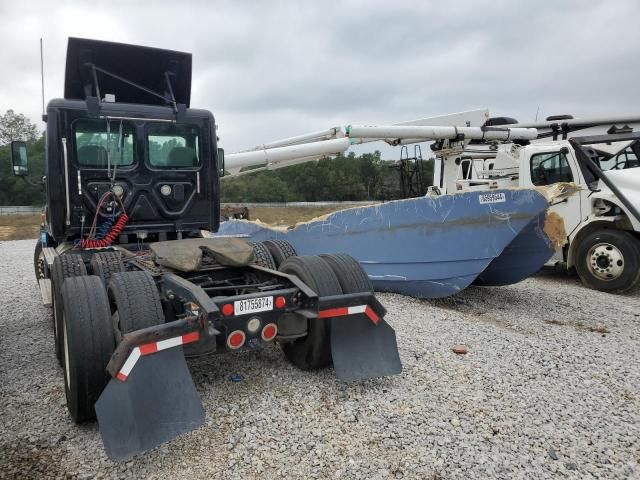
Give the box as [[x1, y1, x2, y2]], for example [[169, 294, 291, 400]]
[[80, 213, 129, 249]]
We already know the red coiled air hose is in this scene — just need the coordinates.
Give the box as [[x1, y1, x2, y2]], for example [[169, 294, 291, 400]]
[[80, 213, 129, 248]]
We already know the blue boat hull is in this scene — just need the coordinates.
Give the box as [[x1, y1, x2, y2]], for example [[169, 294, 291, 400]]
[[472, 211, 556, 286], [215, 189, 551, 298]]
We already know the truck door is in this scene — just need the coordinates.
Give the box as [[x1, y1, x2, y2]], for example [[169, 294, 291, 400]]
[[520, 145, 584, 239]]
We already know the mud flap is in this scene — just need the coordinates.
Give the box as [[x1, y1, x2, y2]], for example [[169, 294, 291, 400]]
[[95, 347, 205, 461], [330, 317, 402, 381]]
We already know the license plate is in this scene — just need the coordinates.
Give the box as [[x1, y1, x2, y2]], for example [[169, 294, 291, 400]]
[[234, 296, 273, 315]]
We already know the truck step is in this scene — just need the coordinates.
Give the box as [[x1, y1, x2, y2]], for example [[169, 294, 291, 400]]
[[39, 278, 52, 307]]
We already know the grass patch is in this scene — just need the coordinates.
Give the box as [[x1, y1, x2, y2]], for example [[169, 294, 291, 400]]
[[0, 214, 40, 241], [248, 206, 351, 226], [0, 205, 359, 241]]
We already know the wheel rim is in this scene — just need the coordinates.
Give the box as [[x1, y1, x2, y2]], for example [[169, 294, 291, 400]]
[[37, 253, 46, 279], [587, 242, 625, 281], [63, 314, 71, 390]]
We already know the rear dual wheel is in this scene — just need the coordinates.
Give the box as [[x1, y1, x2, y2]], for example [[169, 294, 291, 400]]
[[61, 270, 164, 423], [264, 240, 297, 267], [279, 256, 341, 370], [278, 253, 372, 371], [61, 276, 115, 422], [51, 254, 87, 366], [108, 270, 165, 338], [90, 251, 125, 287], [34, 240, 46, 281], [249, 242, 278, 270]]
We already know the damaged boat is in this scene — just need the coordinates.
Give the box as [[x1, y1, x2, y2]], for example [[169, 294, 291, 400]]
[[216, 114, 574, 298], [215, 186, 571, 298]]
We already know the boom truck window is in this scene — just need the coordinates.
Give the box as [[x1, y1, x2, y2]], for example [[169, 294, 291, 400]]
[[530, 151, 574, 186], [74, 120, 135, 167], [147, 124, 200, 168]]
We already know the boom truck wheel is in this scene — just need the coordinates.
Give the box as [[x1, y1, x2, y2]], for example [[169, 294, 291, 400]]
[[61, 275, 115, 422], [51, 254, 87, 366], [278, 256, 342, 370], [575, 229, 640, 293]]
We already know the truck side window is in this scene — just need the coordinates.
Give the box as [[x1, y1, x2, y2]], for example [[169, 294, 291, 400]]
[[530, 151, 574, 186], [148, 124, 200, 168], [74, 120, 135, 167]]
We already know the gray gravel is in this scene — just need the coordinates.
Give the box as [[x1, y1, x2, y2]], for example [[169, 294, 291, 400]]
[[1, 239, 639, 479]]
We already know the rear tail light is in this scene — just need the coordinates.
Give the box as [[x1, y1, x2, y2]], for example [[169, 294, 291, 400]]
[[275, 296, 286, 308], [261, 323, 278, 342], [227, 330, 246, 349], [221, 304, 234, 316]]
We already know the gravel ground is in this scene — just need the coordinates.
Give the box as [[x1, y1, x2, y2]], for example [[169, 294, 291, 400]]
[[1, 239, 638, 479]]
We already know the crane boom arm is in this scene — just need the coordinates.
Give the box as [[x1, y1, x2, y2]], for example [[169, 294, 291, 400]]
[[224, 119, 538, 177]]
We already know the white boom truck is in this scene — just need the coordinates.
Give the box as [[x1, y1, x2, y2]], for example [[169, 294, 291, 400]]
[[431, 112, 640, 293]]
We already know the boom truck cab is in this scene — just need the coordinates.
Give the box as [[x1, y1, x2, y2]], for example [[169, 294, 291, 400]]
[[9, 38, 401, 461]]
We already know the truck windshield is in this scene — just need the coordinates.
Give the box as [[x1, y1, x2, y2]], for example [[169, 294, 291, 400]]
[[147, 124, 200, 168], [74, 120, 135, 167], [597, 145, 639, 171]]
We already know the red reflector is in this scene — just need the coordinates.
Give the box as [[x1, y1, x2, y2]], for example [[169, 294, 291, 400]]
[[222, 303, 234, 316], [318, 307, 348, 318], [275, 296, 286, 308], [182, 331, 200, 344], [261, 323, 277, 341], [139, 343, 158, 355], [227, 330, 245, 349]]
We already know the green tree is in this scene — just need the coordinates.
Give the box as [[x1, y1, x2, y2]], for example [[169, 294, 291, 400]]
[[0, 110, 44, 205], [0, 109, 38, 145]]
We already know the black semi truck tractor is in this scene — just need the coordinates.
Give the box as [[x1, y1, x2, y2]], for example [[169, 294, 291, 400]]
[[9, 38, 401, 460]]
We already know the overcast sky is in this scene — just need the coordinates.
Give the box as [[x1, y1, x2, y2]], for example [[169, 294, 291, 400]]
[[1, 0, 639, 157]]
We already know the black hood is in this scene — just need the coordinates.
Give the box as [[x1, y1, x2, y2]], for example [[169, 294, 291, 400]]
[[64, 37, 192, 107]]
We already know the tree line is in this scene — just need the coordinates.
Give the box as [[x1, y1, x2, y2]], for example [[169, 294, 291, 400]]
[[0, 109, 434, 205], [220, 151, 433, 203]]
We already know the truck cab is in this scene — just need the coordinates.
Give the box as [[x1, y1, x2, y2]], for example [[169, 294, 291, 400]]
[[28, 38, 223, 249], [41, 100, 221, 246]]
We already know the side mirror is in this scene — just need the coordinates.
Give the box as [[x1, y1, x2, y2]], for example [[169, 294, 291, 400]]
[[10, 141, 29, 176], [217, 148, 225, 177]]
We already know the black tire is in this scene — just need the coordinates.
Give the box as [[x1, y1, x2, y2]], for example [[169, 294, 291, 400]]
[[319, 253, 373, 293], [575, 229, 640, 293], [90, 251, 125, 287], [34, 240, 45, 281], [51, 254, 87, 366], [108, 271, 165, 337], [263, 240, 298, 267], [61, 275, 115, 423], [249, 242, 277, 270], [278, 255, 342, 370]]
